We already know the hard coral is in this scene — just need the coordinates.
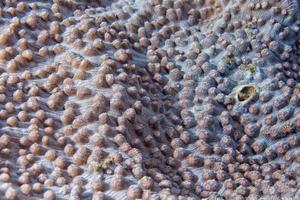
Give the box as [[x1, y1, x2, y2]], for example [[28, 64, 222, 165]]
[[0, 0, 299, 199]]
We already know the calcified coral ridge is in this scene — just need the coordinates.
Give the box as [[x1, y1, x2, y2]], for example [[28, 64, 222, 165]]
[[0, 0, 299, 199]]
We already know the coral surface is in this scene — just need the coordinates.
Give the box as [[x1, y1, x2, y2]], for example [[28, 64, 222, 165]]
[[0, 0, 299, 199]]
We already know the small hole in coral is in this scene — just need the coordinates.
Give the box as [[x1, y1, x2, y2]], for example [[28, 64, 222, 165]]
[[238, 85, 256, 101]]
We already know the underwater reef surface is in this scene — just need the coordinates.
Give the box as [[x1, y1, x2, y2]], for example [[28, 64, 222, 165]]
[[0, 0, 299, 199]]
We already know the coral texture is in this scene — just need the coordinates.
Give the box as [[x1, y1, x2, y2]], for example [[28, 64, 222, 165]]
[[0, 0, 299, 199]]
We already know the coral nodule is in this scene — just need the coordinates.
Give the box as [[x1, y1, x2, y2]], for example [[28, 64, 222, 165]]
[[0, 0, 299, 200]]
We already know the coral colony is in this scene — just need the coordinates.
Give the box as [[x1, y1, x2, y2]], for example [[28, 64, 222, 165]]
[[0, 0, 299, 199]]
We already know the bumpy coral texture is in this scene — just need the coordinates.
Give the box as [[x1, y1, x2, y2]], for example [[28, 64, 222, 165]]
[[0, 0, 299, 199]]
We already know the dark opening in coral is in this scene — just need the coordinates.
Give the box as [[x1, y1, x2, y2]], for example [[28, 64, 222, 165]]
[[238, 85, 256, 101]]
